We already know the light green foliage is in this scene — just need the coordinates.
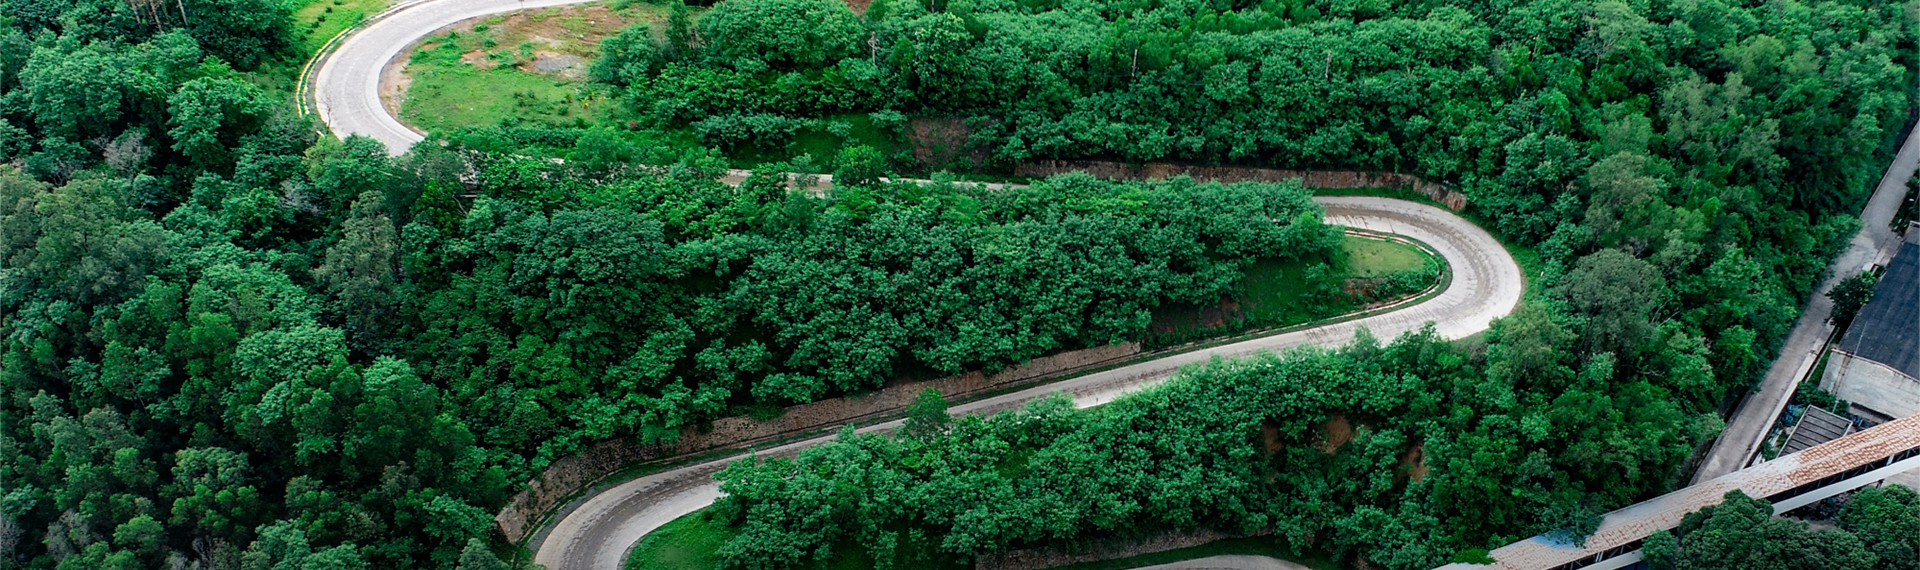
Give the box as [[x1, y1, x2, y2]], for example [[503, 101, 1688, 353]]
[[1838, 485, 1920, 569], [695, 0, 864, 69]]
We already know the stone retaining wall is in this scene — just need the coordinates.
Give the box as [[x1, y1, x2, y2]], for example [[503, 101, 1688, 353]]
[[496, 341, 1142, 542], [975, 527, 1272, 570], [1015, 160, 1467, 211]]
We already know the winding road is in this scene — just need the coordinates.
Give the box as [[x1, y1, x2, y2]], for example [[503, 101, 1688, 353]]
[[307, 4, 1526, 569], [528, 197, 1523, 570]]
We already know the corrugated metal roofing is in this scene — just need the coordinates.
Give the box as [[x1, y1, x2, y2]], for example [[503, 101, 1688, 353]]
[[1783, 406, 1854, 455]]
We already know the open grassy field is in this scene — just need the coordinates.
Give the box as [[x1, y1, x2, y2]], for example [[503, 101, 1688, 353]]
[[398, 3, 663, 132], [1052, 536, 1343, 570], [292, 0, 392, 56], [627, 508, 970, 570], [1150, 234, 1439, 346]]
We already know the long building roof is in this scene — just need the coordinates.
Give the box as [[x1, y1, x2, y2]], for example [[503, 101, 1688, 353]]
[[1837, 241, 1919, 379], [1434, 411, 1920, 570]]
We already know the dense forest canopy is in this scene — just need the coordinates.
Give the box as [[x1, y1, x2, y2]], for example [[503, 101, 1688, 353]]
[[0, 0, 1913, 567]]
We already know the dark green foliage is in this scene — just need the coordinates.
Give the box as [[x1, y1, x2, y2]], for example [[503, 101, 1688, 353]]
[[902, 388, 949, 440], [589, 24, 660, 87], [1828, 271, 1880, 324], [1, 0, 290, 69], [3, 0, 1915, 568], [1641, 489, 1920, 570], [715, 332, 1457, 569], [693, 0, 864, 69], [399, 164, 1336, 449], [1838, 485, 1920, 570]]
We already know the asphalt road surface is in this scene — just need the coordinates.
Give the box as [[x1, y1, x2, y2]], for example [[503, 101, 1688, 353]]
[[531, 196, 1525, 570]]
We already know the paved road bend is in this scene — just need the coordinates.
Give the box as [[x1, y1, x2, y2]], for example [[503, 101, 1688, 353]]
[[313, 0, 607, 155], [531, 197, 1525, 570]]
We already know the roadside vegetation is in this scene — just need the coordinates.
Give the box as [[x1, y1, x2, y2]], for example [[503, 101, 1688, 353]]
[[293, 0, 391, 55], [0, 0, 1913, 568]]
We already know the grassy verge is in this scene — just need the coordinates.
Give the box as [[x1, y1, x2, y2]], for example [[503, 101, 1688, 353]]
[[627, 508, 970, 570], [292, 0, 392, 56], [399, 3, 662, 132], [1052, 536, 1343, 570], [1149, 234, 1441, 347]]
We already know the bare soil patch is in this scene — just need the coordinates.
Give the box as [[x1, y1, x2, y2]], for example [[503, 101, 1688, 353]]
[[380, 49, 414, 119], [1315, 414, 1356, 454], [459, 49, 493, 68], [908, 116, 985, 169], [1399, 441, 1430, 483]]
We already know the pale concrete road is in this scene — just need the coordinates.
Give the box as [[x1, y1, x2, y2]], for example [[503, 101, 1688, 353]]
[[1692, 123, 1919, 484], [532, 196, 1525, 570], [312, 0, 607, 155], [1134, 555, 1312, 570]]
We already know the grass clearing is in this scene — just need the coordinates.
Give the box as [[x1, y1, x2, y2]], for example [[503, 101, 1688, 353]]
[[626, 508, 734, 570], [627, 508, 970, 570], [1150, 235, 1440, 346], [726, 112, 915, 170], [398, 3, 664, 132], [1344, 236, 1429, 277], [1051, 536, 1344, 570], [292, 0, 392, 56]]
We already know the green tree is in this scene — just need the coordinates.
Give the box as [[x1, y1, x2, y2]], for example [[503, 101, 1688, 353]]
[[1644, 490, 1877, 570], [1827, 271, 1878, 324], [695, 0, 863, 69], [903, 388, 949, 440], [1837, 485, 1920, 570], [1556, 249, 1667, 357], [589, 24, 659, 87], [168, 76, 271, 168]]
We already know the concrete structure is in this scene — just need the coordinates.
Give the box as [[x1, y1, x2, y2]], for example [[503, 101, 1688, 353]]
[[1433, 411, 1920, 570], [1822, 240, 1920, 420]]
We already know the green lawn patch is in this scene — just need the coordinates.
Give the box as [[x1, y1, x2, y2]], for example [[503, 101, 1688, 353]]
[[397, 3, 665, 132], [1149, 234, 1441, 347], [1344, 235, 1429, 277], [292, 0, 391, 56], [400, 31, 626, 132], [626, 508, 735, 570], [627, 508, 969, 570], [1051, 536, 1344, 570]]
